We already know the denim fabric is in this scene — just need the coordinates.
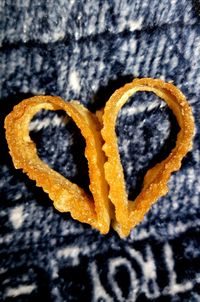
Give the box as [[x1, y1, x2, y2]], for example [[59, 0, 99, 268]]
[[0, 1, 200, 301]]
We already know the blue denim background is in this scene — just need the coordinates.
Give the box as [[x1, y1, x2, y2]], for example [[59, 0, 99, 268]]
[[0, 1, 200, 301]]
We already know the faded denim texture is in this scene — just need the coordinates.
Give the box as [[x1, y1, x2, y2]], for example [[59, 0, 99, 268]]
[[0, 1, 200, 301]]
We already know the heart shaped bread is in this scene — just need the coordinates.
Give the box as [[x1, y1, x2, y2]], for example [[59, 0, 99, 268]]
[[5, 78, 195, 237]]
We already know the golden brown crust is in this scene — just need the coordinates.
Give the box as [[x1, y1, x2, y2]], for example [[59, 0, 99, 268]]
[[4, 78, 195, 237], [4, 96, 111, 234], [101, 78, 195, 237]]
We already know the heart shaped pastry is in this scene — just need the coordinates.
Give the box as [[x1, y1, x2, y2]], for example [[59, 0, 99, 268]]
[[4, 78, 195, 237]]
